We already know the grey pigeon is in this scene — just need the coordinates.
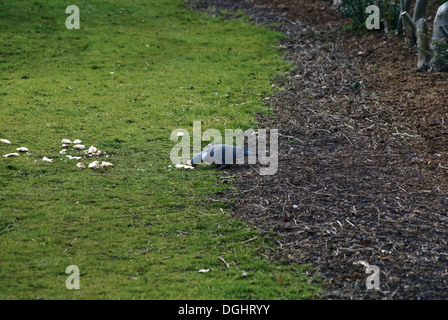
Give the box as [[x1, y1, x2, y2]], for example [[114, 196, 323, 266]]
[[190, 144, 257, 170]]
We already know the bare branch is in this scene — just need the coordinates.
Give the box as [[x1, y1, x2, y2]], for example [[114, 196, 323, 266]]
[[440, 25, 448, 40], [401, 11, 416, 33]]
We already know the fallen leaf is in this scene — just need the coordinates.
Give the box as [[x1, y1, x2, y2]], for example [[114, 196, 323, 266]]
[[100, 161, 113, 167], [88, 161, 100, 169], [3, 153, 20, 157], [88, 146, 102, 156], [175, 163, 194, 169], [198, 269, 210, 273], [88, 146, 98, 153], [66, 155, 82, 160], [76, 162, 86, 169], [73, 144, 85, 150]]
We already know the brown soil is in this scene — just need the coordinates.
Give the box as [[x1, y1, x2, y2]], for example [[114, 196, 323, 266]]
[[187, 0, 448, 299]]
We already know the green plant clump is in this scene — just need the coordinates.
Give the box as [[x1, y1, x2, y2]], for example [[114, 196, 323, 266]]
[[432, 39, 448, 66]]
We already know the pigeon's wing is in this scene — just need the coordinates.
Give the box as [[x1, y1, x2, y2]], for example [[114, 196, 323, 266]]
[[202, 144, 247, 165], [210, 145, 225, 164], [234, 146, 246, 157], [202, 144, 226, 164], [232, 146, 246, 164], [218, 145, 245, 164], [244, 146, 257, 157]]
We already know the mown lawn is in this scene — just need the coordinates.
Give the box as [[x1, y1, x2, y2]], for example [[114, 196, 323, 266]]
[[0, 0, 320, 299]]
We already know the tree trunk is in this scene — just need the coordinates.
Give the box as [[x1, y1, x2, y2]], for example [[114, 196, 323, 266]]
[[407, 0, 429, 45], [413, 0, 429, 22], [402, 11, 417, 46], [416, 18, 429, 71], [331, 0, 342, 8], [375, 0, 389, 34], [430, 2, 448, 71], [397, 0, 413, 35]]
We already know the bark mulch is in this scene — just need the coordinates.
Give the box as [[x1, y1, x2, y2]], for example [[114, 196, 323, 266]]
[[186, 0, 448, 299]]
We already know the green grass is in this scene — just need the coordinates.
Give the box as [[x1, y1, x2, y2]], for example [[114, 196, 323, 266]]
[[0, 0, 320, 299]]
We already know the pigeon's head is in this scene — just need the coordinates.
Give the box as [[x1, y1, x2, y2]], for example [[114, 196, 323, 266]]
[[189, 151, 204, 167]]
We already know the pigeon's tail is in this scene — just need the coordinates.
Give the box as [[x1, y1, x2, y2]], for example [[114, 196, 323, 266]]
[[243, 146, 258, 157]]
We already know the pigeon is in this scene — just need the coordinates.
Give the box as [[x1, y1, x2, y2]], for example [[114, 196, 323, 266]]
[[190, 144, 257, 170]]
